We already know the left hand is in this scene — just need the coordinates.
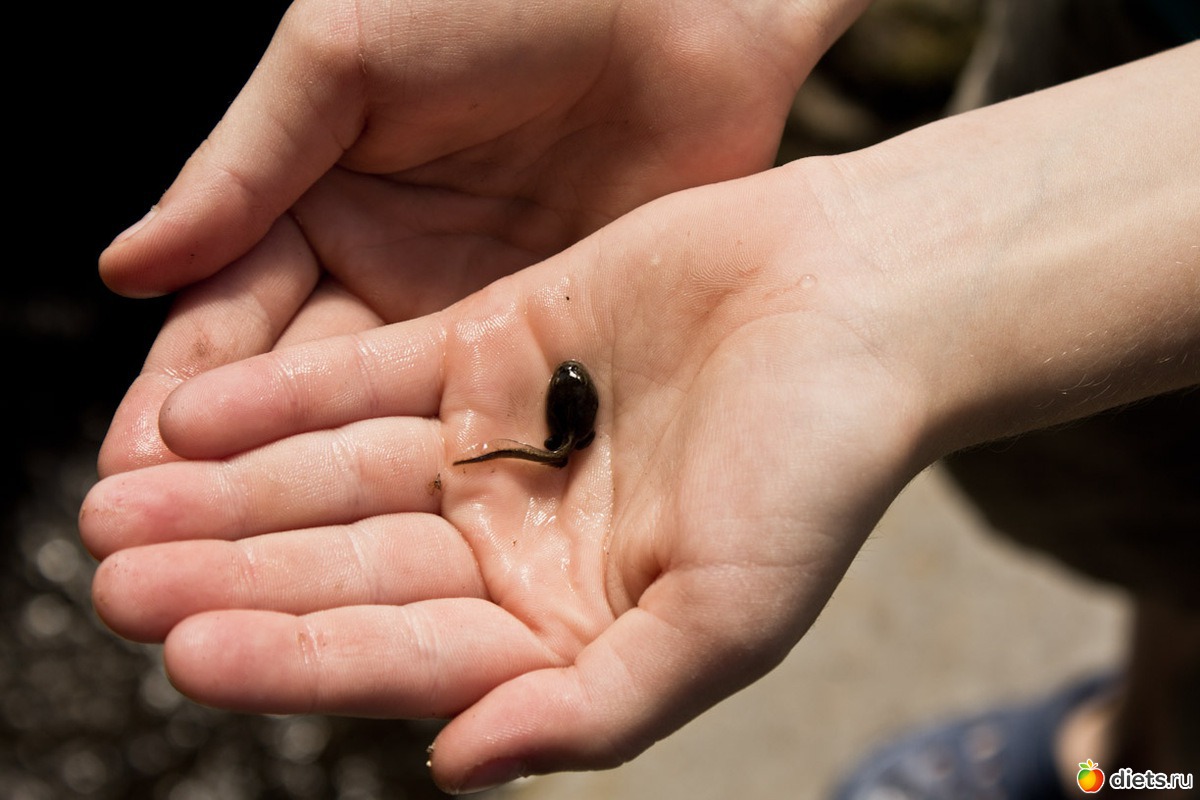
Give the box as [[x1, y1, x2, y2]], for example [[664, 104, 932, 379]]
[[83, 163, 922, 792]]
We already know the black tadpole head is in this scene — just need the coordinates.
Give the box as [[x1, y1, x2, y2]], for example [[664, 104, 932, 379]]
[[543, 360, 599, 453]]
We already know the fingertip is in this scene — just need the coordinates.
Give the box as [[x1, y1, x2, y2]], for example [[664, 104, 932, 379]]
[[157, 377, 209, 460], [79, 473, 169, 560], [162, 612, 230, 704], [430, 594, 774, 792], [437, 673, 629, 792], [97, 204, 212, 297], [78, 477, 127, 561], [90, 549, 173, 643], [158, 363, 264, 460], [89, 553, 123, 631], [98, 207, 172, 297], [429, 665, 632, 794], [98, 206, 201, 299], [164, 610, 302, 714], [80, 464, 223, 558], [440, 757, 528, 795], [163, 612, 245, 704]]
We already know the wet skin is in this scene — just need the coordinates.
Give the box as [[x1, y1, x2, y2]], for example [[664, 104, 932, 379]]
[[454, 360, 598, 469]]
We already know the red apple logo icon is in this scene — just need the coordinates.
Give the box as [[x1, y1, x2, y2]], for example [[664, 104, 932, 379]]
[[1077, 759, 1105, 793]]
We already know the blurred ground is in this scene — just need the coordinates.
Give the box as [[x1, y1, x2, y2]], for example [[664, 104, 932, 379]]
[[6, 4, 483, 798], [2, 442, 474, 800], [4, 1, 1139, 798]]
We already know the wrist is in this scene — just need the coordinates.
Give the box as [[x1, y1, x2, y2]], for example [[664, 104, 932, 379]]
[[804, 45, 1200, 459]]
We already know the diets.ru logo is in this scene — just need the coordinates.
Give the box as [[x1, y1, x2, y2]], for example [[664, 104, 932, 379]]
[[1077, 759, 1105, 793]]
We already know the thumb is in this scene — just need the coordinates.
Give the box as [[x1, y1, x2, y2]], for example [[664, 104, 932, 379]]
[[429, 570, 805, 794], [99, 1, 365, 297]]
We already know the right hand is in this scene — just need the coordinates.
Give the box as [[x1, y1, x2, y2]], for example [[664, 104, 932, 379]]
[[85, 160, 925, 792]]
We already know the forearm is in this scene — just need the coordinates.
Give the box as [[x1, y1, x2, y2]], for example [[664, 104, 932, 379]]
[[809, 43, 1199, 456]]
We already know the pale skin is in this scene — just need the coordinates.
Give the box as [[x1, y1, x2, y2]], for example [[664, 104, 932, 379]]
[[94, 0, 868, 475], [85, 8, 1198, 796]]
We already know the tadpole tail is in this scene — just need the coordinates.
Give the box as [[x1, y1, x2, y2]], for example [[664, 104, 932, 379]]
[[453, 449, 569, 468]]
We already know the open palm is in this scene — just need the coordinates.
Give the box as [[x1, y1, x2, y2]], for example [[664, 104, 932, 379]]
[[83, 167, 923, 792]]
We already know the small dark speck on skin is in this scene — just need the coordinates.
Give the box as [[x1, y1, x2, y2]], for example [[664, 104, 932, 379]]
[[189, 337, 213, 362], [565, 295, 570, 301], [427, 473, 442, 494]]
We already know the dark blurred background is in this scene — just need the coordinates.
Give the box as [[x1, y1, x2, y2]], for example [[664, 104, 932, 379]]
[[5, 4, 463, 798], [2, 2, 982, 798]]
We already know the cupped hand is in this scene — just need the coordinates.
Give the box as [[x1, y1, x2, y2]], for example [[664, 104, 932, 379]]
[[84, 44, 1200, 792], [81, 163, 926, 792], [97, 0, 860, 476]]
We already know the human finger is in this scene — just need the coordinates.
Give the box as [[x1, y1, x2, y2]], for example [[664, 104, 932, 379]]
[[158, 316, 447, 460], [163, 600, 559, 719], [274, 276, 386, 348], [98, 216, 319, 477], [98, 1, 364, 296], [429, 567, 804, 793], [93, 512, 483, 643], [82, 416, 443, 558]]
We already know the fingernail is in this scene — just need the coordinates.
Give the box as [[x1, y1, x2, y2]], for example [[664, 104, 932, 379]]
[[111, 205, 158, 246], [457, 758, 527, 794]]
